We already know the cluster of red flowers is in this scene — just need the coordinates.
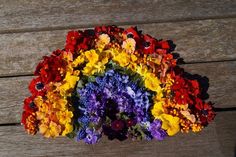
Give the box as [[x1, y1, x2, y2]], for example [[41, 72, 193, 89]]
[[170, 68, 215, 126]]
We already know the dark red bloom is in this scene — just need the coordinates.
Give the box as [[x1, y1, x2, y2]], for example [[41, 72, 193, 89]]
[[21, 111, 38, 135], [189, 80, 200, 96], [95, 25, 123, 37], [157, 40, 170, 50], [65, 31, 81, 52], [77, 37, 90, 50], [123, 27, 140, 41], [126, 119, 136, 127], [142, 35, 156, 54], [195, 98, 215, 126], [29, 77, 46, 96], [174, 88, 192, 105], [111, 120, 125, 131], [23, 96, 37, 114], [34, 55, 67, 84], [103, 123, 128, 141]]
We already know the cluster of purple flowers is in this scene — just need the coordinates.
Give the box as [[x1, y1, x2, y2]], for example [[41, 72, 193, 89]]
[[76, 69, 167, 144]]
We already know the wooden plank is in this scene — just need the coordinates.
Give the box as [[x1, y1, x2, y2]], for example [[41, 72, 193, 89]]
[[0, 111, 235, 157], [0, 0, 235, 33], [0, 62, 235, 124], [0, 18, 235, 77]]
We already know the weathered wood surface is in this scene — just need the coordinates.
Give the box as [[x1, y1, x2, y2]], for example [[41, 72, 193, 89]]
[[0, 61, 235, 125], [0, 0, 235, 156], [0, 0, 235, 33], [0, 111, 235, 157], [0, 18, 236, 77]]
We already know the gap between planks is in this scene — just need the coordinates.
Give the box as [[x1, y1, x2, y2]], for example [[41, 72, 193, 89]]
[[1, 15, 236, 35]]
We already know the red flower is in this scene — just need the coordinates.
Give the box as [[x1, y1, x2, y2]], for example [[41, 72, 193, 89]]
[[142, 35, 156, 54], [174, 88, 192, 105], [195, 98, 216, 126], [157, 40, 170, 50], [34, 55, 67, 84], [23, 96, 37, 114], [189, 80, 200, 96], [123, 27, 140, 41], [126, 119, 136, 127], [77, 37, 90, 50], [29, 77, 46, 96], [65, 31, 81, 52], [95, 25, 123, 37], [21, 111, 38, 135], [111, 120, 125, 131]]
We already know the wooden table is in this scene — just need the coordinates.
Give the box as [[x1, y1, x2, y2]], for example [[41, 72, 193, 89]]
[[0, 0, 235, 156]]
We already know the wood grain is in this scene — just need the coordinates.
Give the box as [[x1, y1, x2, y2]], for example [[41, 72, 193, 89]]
[[0, 61, 235, 124], [0, 0, 235, 33], [0, 18, 235, 77], [0, 111, 235, 157]]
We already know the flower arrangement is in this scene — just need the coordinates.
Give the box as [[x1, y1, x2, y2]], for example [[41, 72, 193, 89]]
[[21, 26, 215, 144]]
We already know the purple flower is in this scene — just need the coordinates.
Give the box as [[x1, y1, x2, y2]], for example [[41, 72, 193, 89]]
[[84, 129, 101, 144], [149, 120, 167, 140], [76, 128, 86, 141]]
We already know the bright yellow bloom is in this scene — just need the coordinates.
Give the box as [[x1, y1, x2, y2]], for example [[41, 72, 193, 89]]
[[59, 72, 78, 96], [113, 51, 130, 67], [85, 50, 99, 63], [83, 63, 97, 76], [39, 121, 61, 138], [72, 55, 85, 67], [151, 101, 164, 118], [159, 114, 180, 136], [62, 123, 73, 136], [192, 123, 203, 132], [122, 38, 136, 53], [57, 110, 73, 125], [136, 64, 149, 77], [144, 73, 161, 92]]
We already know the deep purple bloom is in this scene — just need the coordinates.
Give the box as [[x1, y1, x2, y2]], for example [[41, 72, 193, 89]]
[[76, 128, 86, 141], [149, 120, 167, 140], [83, 129, 101, 144]]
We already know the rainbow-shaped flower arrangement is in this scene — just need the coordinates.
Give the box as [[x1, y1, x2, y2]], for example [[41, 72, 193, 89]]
[[21, 26, 215, 144]]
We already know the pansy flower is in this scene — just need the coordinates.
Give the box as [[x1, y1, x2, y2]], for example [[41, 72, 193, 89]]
[[142, 35, 156, 54], [29, 77, 46, 96]]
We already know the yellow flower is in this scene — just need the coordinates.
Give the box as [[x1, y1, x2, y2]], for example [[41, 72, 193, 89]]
[[122, 38, 136, 53], [83, 63, 97, 76], [144, 73, 161, 92], [72, 55, 85, 67], [192, 123, 203, 132], [85, 50, 99, 63], [159, 114, 180, 136], [56, 110, 73, 125], [59, 72, 78, 96], [39, 121, 61, 138], [52, 99, 67, 111], [113, 51, 130, 67], [62, 123, 73, 136], [136, 64, 149, 77], [151, 101, 164, 118]]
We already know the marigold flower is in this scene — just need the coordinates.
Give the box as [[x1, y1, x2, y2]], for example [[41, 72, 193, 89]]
[[39, 121, 61, 138]]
